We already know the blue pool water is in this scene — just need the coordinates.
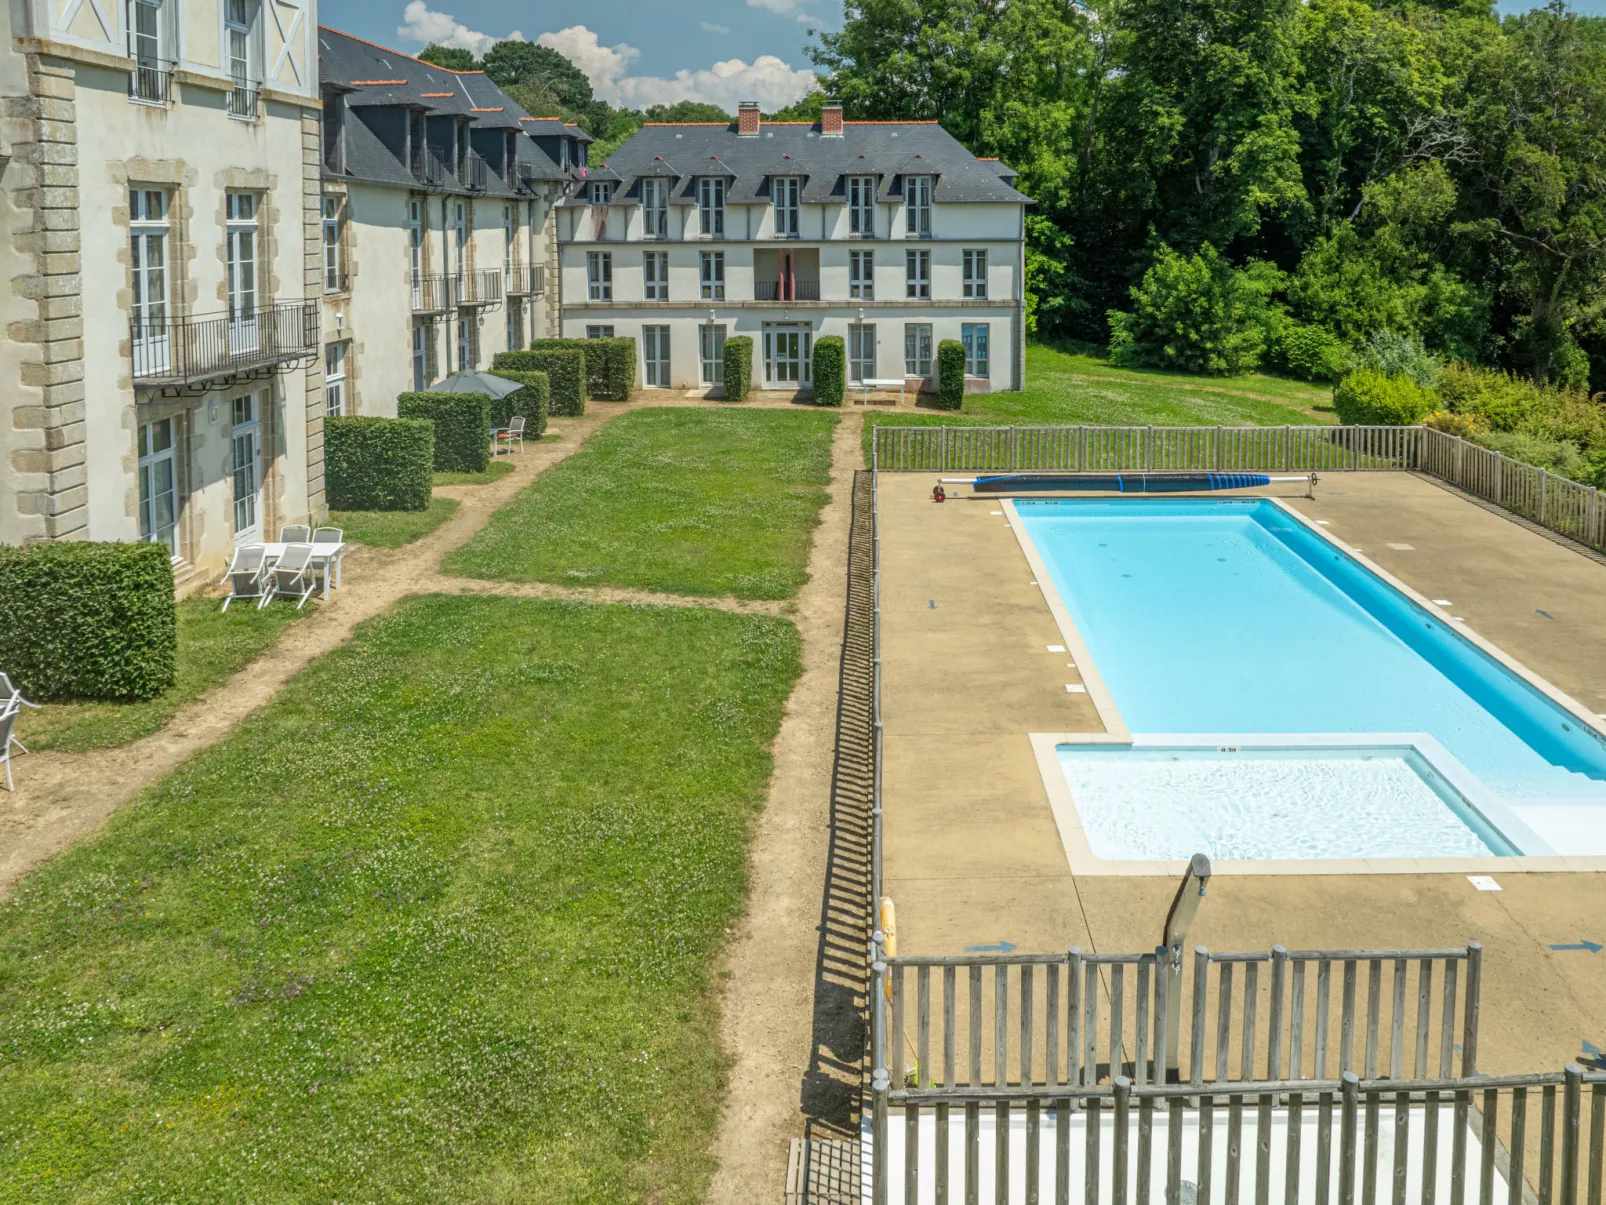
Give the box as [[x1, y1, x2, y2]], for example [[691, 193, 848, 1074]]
[[1018, 499, 1606, 859]]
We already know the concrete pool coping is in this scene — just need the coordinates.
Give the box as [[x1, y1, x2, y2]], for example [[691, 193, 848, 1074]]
[[1002, 494, 1606, 875]]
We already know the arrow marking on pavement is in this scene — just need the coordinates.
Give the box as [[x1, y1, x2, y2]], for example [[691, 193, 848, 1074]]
[[1549, 939, 1603, 953], [965, 941, 1018, 953]]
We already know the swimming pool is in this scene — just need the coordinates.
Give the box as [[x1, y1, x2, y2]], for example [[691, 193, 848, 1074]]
[[1015, 498, 1606, 863]]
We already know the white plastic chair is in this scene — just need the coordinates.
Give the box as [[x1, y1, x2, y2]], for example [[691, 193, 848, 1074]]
[[258, 543, 316, 609], [493, 416, 526, 457], [0, 672, 39, 758], [310, 527, 344, 593], [1, 699, 23, 791], [220, 546, 268, 611], [280, 524, 311, 544]]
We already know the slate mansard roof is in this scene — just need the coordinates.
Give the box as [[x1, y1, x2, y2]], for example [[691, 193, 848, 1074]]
[[317, 26, 570, 194], [566, 121, 1032, 209]]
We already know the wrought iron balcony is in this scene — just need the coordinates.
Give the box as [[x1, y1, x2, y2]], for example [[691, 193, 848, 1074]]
[[411, 273, 450, 314], [412, 147, 448, 188], [127, 60, 173, 104], [504, 264, 546, 297], [755, 280, 821, 301], [227, 83, 258, 119], [451, 269, 503, 309], [131, 300, 319, 391], [465, 151, 489, 193]]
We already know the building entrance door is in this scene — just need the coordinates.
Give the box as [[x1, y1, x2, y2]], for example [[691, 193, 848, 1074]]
[[763, 323, 812, 388]]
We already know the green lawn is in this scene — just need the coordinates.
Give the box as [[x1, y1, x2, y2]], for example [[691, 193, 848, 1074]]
[[433, 460, 515, 487], [15, 598, 306, 754], [0, 594, 801, 1202], [331, 496, 459, 548], [445, 408, 837, 600]]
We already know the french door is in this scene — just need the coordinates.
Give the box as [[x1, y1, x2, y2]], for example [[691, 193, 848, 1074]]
[[226, 193, 259, 353], [700, 324, 726, 386], [231, 392, 262, 544], [763, 324, 812, 387], [849, 324, 877, 383], [643, 325, 670, 388]]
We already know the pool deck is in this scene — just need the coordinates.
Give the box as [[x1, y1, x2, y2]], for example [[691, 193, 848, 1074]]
[[876, 469, 1606, 1079]]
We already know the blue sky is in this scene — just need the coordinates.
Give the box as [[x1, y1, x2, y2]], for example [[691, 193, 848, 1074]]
[[318, 0, 1606, 113]]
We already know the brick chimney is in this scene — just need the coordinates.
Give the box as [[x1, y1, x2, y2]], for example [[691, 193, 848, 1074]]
[[737, 100, 761, 137], [821, 99, 844, 137]]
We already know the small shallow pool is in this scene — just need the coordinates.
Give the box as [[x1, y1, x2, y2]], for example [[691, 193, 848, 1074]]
[[1017, 499, 1606, 862]]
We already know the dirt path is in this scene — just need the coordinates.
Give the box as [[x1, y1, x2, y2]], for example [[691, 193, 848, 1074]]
[[706, 411, 864, 1203]]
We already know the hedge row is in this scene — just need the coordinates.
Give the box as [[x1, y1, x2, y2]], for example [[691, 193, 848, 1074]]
[[936, 340, 966, 411], [493, 349, 585, 416], [325, 416, 434, 511], [397, 391, 492, 473], [490, 370, 549, 439], [812, 335, 845, 406], [723, 336, 754, 402], [0, 542, 176, 701], [528, 337, 636, 400]]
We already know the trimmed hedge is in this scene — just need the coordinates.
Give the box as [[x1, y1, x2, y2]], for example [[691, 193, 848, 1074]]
[[489, 370, 550, 438], [936, 339, 966, 411], [493, 349, 585, 416], [723, 336, 754, 402], [325, 416, 434, 511], [812, 335, 845, 406], [528, 337, 636, 400], [397, 391, 492, 473], [0, 541, 176, 701]]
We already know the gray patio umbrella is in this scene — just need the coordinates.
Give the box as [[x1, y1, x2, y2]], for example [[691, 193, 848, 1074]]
[[429, 369, 524, 399]]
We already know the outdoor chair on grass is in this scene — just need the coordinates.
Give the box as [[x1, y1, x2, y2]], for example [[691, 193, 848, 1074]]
[[493, 416, 526, 457], [0, 672, 39, 757], [1, 699, 24, 791], [219, 545, 268, 611], [279, 524, 311, 544], [309, 527, 344, 592], [258, 543, 316, 610]]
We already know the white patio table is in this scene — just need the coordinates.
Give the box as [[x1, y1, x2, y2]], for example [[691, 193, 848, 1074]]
[[256, 541, 345, 600], [859, 377, 907, 406]]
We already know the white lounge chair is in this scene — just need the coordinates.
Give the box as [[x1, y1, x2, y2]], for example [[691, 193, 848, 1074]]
[[493, 416, 526, 457], [1, 699, 23, 791], [220, 546, 268, 611], [279, 524, 312, 544], [310, 527, 344, 592], [258, 543, 316, 610], [0, 671, 39, 758]]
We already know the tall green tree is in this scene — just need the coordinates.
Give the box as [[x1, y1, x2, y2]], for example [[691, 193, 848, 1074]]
[[417, 44, 477, 72]]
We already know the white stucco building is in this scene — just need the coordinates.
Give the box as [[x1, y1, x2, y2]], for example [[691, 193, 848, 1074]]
[[0, 0, 324, 583], [554, 101, 1030, 394]]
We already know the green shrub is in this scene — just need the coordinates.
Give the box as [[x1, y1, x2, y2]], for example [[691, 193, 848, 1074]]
[[1107, 243, 1282, 376], [723, 336, 753, 402], [1272, 322, 1351, 382], [0, 542, 175, 701], [1356, 330, 1441, 389], [397, 391, 492, 474], [489, 370, 549, 438], [1437, 361, 1551, 433], [1332, 369, 1438, 425], [936, 340, 966, 410], [1474, 430, 1588, 478], [493, 348, 585, 416], [528, 337, 636, 400], [325, 416, 434, 511], [812, 335, 845, 406]]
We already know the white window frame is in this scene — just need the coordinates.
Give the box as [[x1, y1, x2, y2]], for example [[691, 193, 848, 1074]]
[[849, 323, 876, 384], [848, 175, 876, 236], [644, 250, 669, 301], [138, 416, 178, 556], [225, 0, 260, 120], [130, 188, 170, 375], [700, 250, 724, 301], [506, 299, 522, 353], [322, 195, 343, 293], [904, 323, 933, 377], [700, 323, 726, 386], [456, 316, 478, 372], [962, 322, 990, 378], [502, 203, 515, 288], [590, 180, 614, 205], [409, 199, 425, 306], [698, 177, 725, 237], [772, 176, 800, 238], [850, 249, 874, 300], [412, 322, 431, 390], [643, 324, 671, 389], [226, 192, 260, 349], [230, 392, 262, 544], [904, 175, 932, 237], [642, 178, 668, 238], [963, 249, 988, 299], [452, 200, 468, 276], [587, 251, 612, 301], [905, 249, 931, 300], [586, 325, 615, 339], [762, 323, 813, 387], [128, 0, 171, 103], [324, 341, 347, 416]]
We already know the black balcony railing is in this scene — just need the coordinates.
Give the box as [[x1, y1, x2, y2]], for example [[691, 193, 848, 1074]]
[[131, 300, 319, 389], [227, 84, 258, 119], [755, 279, 821, 301], [412, 147, 448, 188], [504, 264, 546, 297], [127, 60, 173, 104], [465, 152, 489, 192], [451, 269, 503, 309], [516, 162, 539, 193]]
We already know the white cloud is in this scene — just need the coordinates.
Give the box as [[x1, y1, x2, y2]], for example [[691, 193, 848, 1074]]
[[701, 21, 731, 33], [536, 24, 816, 111], [396, 1, 521, 58], [746, 0, 820, 22]]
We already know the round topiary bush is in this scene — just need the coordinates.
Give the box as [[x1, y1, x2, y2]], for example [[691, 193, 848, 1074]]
[[1332, 368, 1438, 426]]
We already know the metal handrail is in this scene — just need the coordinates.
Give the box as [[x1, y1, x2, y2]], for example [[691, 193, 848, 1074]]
[[130, 299, 318, 388], [127, 60, 173, 103], [411, 273, 451, 314], [412, 146, 448, 188], [755, 280, 823, 301], [450, 269, 503, 308], [227, 84, 258, 119], [465, 151, 489, 192], [504, 263, 545, 297]]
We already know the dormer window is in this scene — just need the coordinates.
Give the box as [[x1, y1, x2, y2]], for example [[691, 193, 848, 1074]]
[[642, 178, 667, 238], [904, 175, 932, 237], [848, 175, 875, 236], [773, 177, 800, 238], [590, 180, 614, 205], [698, 177, 725, 237]]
